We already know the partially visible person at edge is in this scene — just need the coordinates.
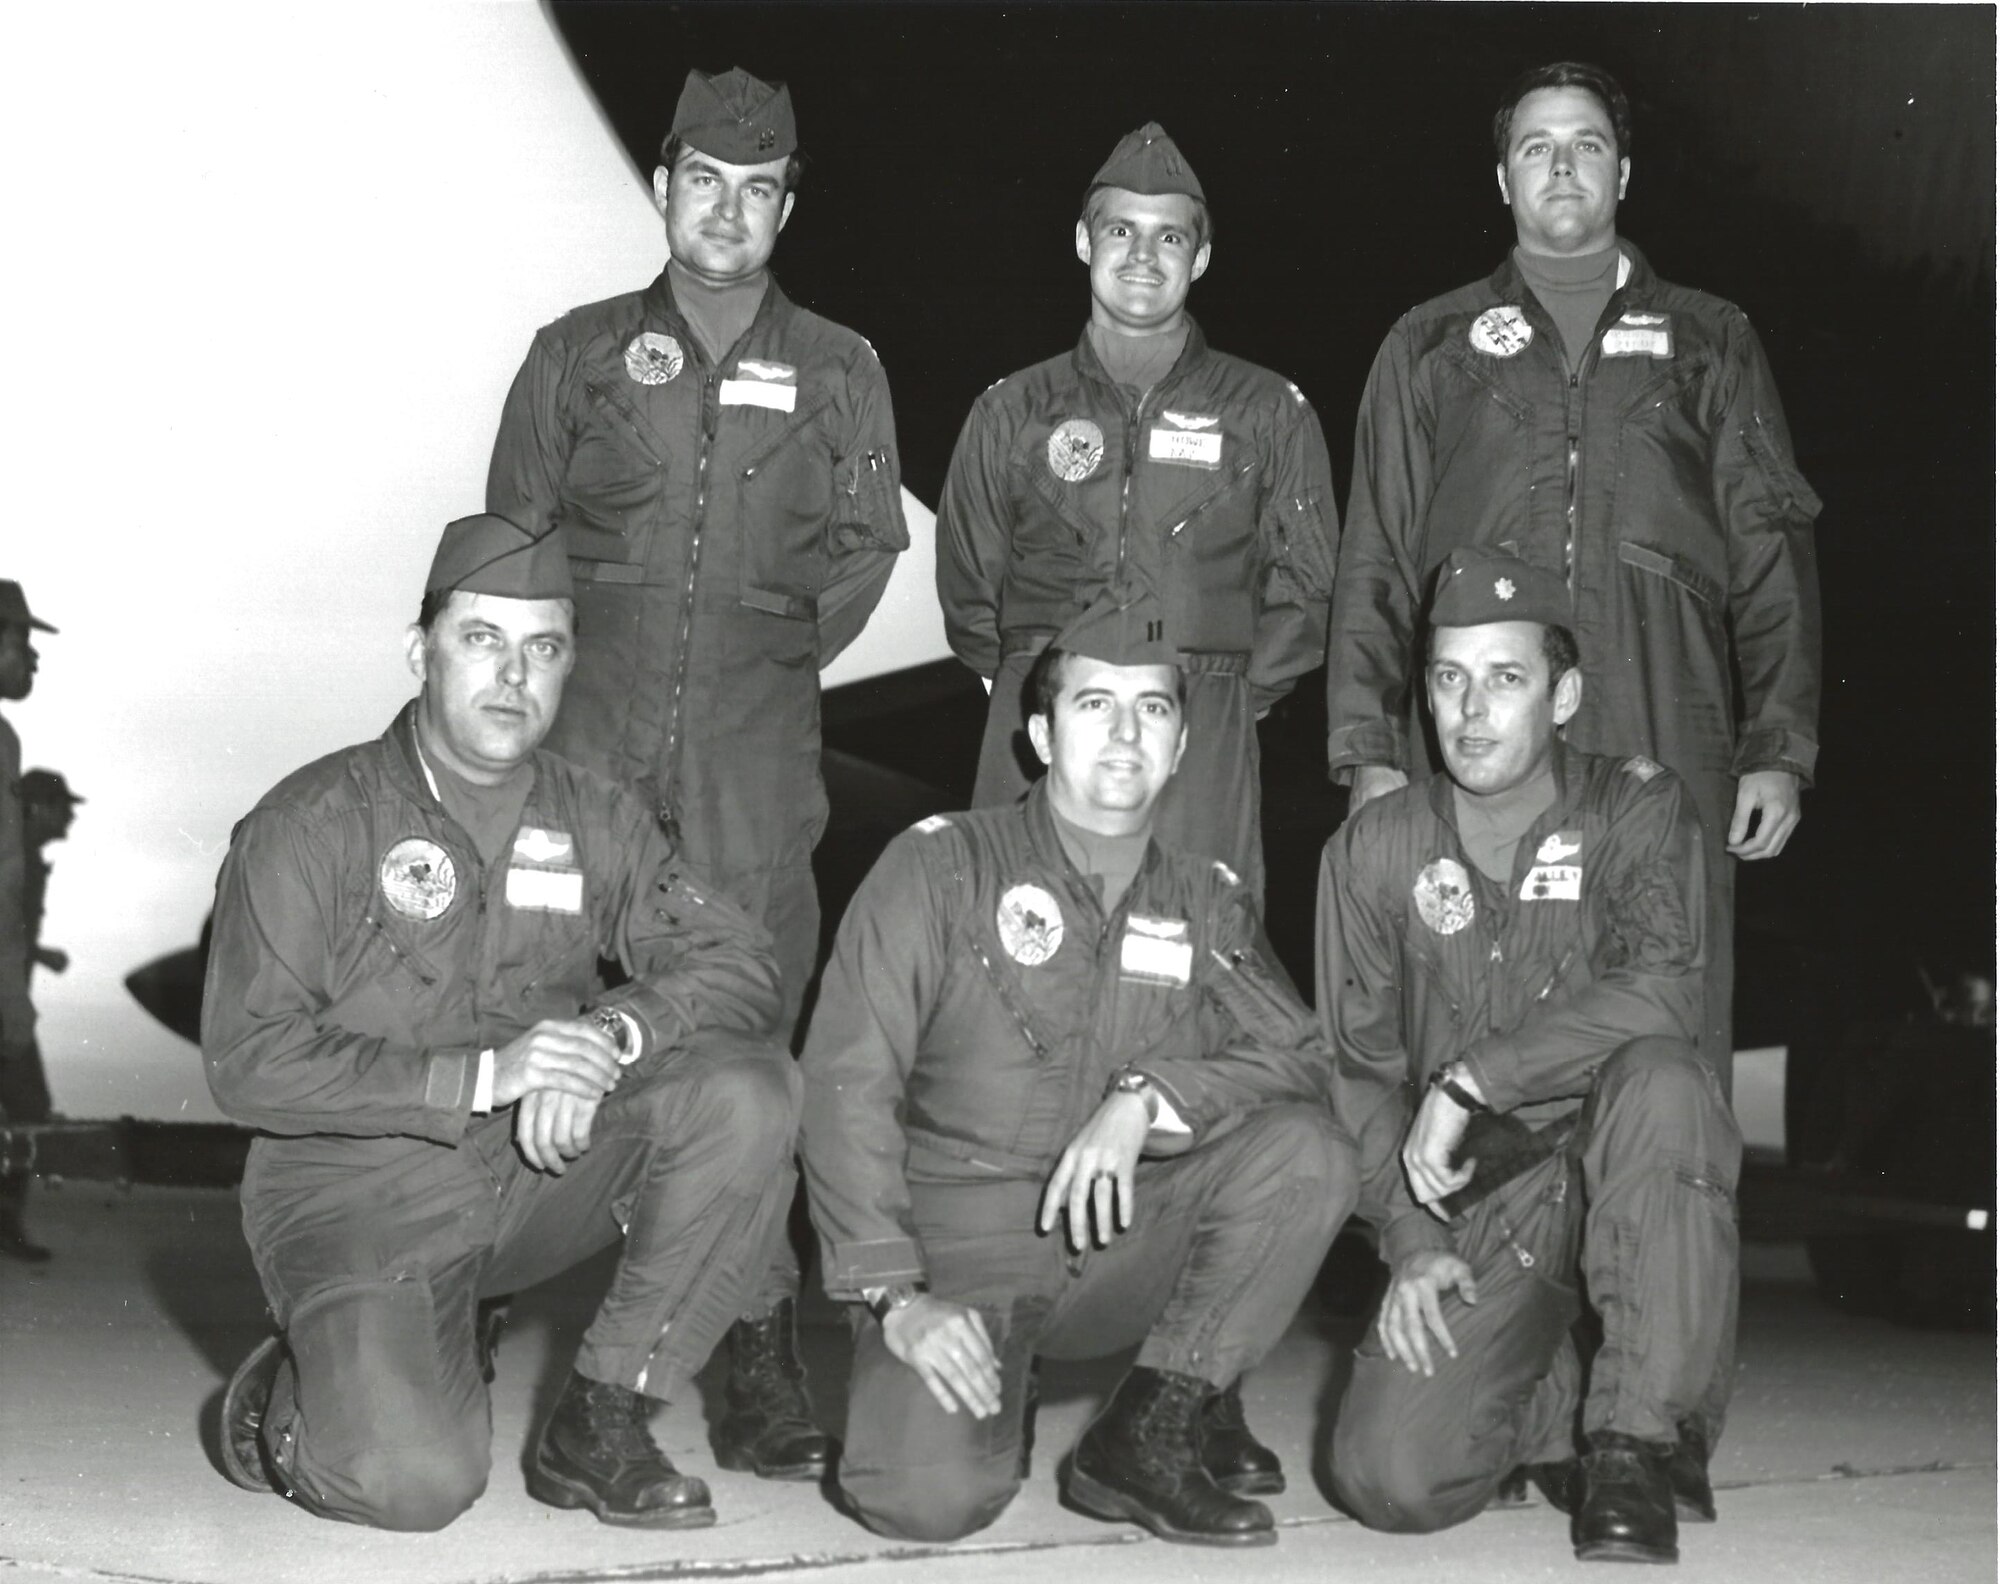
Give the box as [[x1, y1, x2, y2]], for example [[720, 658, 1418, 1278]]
[[21, 770, 82, 982], [205, 515, 799, 1532], [1325, 60, 1822, 1089], [0, 582, 55, 1262], [486, 65, 907, 1481], [803, 590, 1355, 1549], [1319, 547, 1739, 1566], [936, 121, 1339, 908]]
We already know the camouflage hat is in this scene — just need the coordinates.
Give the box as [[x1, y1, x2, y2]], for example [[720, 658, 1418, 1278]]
[[19, 768, 82, 806], [424, 514, 573, 602], [1051, 586, 1178, 669], [1428, 546, 1572, 631], [671, 66, 796, 163], [0, 580, 56, 634], [1087, 121, 1205, 202]]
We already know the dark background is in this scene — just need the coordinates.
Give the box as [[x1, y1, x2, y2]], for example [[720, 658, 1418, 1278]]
[[551, 2, 1994, 1019]]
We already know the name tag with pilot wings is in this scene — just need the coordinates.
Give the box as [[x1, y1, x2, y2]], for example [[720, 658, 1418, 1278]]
[[719, 358, 799, 412], [1147, 411, 1223, 469], [1120, 914, 1193, 985], [505, 827, 583, 914]]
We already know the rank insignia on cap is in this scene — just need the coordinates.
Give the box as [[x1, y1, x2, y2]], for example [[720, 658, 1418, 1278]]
[[1429, 547, 1571, 631], [626, 331, 684, 386], [1089, 121, 1205, 202], [672, 66, 797, 163], [1495, 578, 1516, 601]]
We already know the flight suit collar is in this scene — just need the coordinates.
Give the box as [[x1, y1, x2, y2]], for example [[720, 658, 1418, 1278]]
[[641, 267, 794, 359], [1021, 777, 1162, 923], [1070, 312, 1211, 399], [1489, 239, 1658, 305], [382, 699, 546, 827], [1427, 737, 1578, 846]]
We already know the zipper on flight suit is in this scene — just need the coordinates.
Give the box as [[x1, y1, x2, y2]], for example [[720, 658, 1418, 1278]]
[[1114, 389, 1155, 588], [656, 358, 722, 846]]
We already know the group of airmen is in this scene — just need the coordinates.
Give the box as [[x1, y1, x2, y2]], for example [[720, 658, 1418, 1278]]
[[192, 56, 1820, 1570]]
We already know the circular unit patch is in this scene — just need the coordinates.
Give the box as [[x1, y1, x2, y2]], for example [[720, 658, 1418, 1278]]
[[1413, 857, 1476, 936], [380, 838, 458, 921], [624, 331, 685, 386], [996, 882, 1065, 967], [1468, 306, 1533, 358], [1046, 418, 1105, 484]]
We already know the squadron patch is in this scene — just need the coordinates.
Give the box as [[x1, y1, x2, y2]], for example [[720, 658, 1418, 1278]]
[[379, 838, 457, 921], [997, 883, 1065, 966], [624, 331, 684, 386], [1413, 857, 1476, 936], [1469, 306, 1534, 358], [1622, 756, 1665, 782], [1046, 418, 1105, 483]]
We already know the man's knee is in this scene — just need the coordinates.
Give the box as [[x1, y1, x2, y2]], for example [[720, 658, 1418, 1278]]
[[1222, 1104, 1360, 1227], [648, 1032, 801, 1164], [841, 1458, 1018, 1543], [1332, 1419, 1484, 1535], [300, 1432, 488, 1532], [1598, 1038, 1736, 1147]]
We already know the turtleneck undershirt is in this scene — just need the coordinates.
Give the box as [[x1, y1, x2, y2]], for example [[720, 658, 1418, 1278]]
[[668, 258, 769, 366], [1088, 320, 1189, 400], [1452, 762, 1559, 884], [1047, 799, 1150, 912], [1514, 243, 1621, 374]]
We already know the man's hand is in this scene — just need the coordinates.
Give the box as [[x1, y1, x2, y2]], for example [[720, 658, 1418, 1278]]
[[1378, 1250, 1479, 1377], [491, 1018, 622, 1108], [881, 1296, 1002, 1418], [1728, 770, 1803, 860], [1402, 1078, 1477, 1218], [514, 1087, 603, 1174], [1349, 764, 1410, 812], [32, 947, 68, 974], [1039, 1090, 1151, 1252]]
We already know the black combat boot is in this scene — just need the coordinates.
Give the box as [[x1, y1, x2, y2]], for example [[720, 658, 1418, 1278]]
[[528, 1370, 715, 1528], [219, 1334, 286, 1493], [1064, 1366, 1276, 1547], [1514, 1419, 1713, 1524], [1572, 1431, 1678, 1564], [711, 1298, 834, 1481], [1199, 1380, 1285, 1495]]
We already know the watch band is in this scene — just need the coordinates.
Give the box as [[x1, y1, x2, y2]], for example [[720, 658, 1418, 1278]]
[[1430, 1065, 1491, 1115], [864, 1282, 927, 1323], [1107, 1065, 1161, 1123], [589, 1006, 637, 1065]]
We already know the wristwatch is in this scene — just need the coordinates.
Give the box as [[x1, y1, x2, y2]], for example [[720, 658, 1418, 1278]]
[[1429, 1063, 1491, 1115], [863, 1282, 927, 1324], [1106, 1065, 1161, 1123], [589, 1006, 638, 1065]]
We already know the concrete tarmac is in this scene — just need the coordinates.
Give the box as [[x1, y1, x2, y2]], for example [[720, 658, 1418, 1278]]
[[1, 1185, 1991, 1584]]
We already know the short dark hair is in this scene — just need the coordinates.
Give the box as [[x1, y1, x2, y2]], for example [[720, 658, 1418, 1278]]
[[1492, 61, 1632, 162], [415, 589, 578, 636], [1080, 185, 1213, 250], [1541, 622, 1581, 691], [658, 134, 805, 197], [1024, 644, 1189, 724]]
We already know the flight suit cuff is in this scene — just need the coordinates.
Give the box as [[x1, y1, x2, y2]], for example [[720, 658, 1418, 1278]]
[[599, 987, 687, 1066], [1327, 723, 1405, 780], [1732, 728, 1818, 786], [823, 1236, 927, 1301], [423, 1049, 479, 1126], [1460, 1042, 1527, 1116], [1381, 1206, 1455, 1267]]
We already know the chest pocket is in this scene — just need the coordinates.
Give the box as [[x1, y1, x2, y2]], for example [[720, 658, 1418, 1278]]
[[735, 394, 836, 614], [560, 380, 669, 564]]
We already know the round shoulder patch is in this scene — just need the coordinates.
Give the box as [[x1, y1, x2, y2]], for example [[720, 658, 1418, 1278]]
[[996, 882, 1065, 967], [625, 331, 684, 386], [1469, 306, 1533, 358], [380, 838, 457, 921], [1413, 857, 1476, 936], [1046, 418, 1105, 483]]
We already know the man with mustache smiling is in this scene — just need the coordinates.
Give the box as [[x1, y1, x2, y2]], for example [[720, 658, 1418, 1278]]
[[803, 590, 1352, 1549], [1325, 61, 1823, 1129], [1318, 548, 1737, 1564], [487, 64, 906, 1483], [205, 516, 799, 1531]]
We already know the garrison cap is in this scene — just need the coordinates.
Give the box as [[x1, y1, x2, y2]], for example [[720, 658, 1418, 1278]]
[[1428, 546, 1572, 631], [19, 768, 83, 807], [1051, 586, 1177, 669], [672, 66, 796, 162], [0, 581, 55, 634], [424, 514, 573, 602], [1088, 121, 1205, 203]]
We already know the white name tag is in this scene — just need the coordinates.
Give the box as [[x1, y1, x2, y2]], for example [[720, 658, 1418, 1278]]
[[1519, 864, 1582, 902], [1147, 427, 1223, 468], [1601, 327, 1673, 359], [718, 379, 798, 412], [1120, 915, 1192, 985], [506, 866, 583, 914]]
